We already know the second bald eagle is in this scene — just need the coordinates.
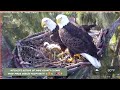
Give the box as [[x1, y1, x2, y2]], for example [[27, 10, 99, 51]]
[[56, 14, 101, 68]]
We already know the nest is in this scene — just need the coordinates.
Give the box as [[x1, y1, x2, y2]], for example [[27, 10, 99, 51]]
[[11, 30, 103, 79]]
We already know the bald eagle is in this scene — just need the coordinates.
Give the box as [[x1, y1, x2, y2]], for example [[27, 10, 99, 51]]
[[56, 14, 101, 68], [41, 18, 67, 52]]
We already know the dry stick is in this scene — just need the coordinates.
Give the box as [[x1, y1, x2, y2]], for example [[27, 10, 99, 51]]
[[22, 31, 46, 40], [65, 62, 91, 69], [20, 31, 51, 44], [20, 31, 50, 41], [16, 43, 23, 62], [34, 63, 57, 68]]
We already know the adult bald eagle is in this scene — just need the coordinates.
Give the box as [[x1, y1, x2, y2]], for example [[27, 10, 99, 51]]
[[41, 18, 67, 52], [56, 14, 101, 68]]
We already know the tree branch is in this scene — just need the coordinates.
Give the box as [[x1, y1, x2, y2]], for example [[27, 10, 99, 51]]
[[97, 17, 120, 58]]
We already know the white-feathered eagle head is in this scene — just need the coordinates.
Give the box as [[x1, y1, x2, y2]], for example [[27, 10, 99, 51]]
[[41, 18, 56, 31], [56, 14, 70, 29]]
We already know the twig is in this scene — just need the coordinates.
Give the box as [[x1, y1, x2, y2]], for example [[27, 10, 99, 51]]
[[65, 62, 91, 69]]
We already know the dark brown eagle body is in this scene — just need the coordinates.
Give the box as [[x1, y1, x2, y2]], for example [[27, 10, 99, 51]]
[[59, 22, 99, 59], [50, 25, 67, 52], [70, 19, 96, 33], [80, 24, 96, 32]]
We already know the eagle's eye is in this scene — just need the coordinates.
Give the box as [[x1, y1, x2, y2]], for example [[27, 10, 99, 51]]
[[45, 20, 48, 23], [41, 19, 49, 28]]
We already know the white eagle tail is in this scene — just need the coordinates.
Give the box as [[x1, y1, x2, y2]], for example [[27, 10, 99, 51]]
[[81, 53, 101, 68]]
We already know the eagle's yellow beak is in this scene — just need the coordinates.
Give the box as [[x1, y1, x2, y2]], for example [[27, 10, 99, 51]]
[[56, 18, 61, 24], [41, 21, 46, 28]]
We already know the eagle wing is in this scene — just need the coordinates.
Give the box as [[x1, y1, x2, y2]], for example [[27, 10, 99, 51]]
[[59, 23, 98, 58], [64, 23, 93, 44], [50, 27, 67, 52]]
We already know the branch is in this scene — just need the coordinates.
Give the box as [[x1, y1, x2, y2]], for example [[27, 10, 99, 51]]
[[19, 31, 53, 47], [97, 17, 120, 58]]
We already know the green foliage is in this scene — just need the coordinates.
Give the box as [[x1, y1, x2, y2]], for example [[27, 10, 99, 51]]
[[76, 12, 97, 25], [2, 12, 61, 49]]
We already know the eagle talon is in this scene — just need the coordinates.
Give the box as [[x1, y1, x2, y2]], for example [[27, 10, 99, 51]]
[[66, 58, 74, 63], [74, 54, 85, 60]]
